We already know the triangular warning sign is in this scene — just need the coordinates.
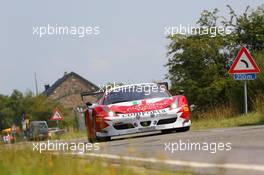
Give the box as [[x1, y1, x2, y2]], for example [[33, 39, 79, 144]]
[[228, 47, 260, 74], [50, 108, 64, 120]]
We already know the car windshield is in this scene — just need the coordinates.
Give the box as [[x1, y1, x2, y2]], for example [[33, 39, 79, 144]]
[[38, 123, 47, 129], [103, 85, 170, 105]]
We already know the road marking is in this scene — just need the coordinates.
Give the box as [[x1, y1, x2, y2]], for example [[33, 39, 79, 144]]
[[62, 152, 264, 172]]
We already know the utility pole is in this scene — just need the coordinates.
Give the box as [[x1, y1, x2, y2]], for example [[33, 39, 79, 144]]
[[34, 72, 39, 95]]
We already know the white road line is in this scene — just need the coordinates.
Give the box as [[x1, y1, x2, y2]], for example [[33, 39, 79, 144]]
[[62, 152, 264, 172]]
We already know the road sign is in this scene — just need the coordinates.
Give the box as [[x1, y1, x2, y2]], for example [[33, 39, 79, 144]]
[[228, 47, 260, 74], [228, 47, 261, 115], [50, 108, 64, 120], [233, 73, 256, 80]]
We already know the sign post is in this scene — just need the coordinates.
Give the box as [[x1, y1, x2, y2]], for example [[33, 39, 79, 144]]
[[228, 47, 260, 115], [244, 81, 248, 114]]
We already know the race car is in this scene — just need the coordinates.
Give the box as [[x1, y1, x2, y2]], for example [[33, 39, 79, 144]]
[[81, 83, 191, 142]]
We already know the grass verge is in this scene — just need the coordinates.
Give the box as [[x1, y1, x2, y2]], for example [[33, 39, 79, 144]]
[[55, 130, 87, 141], [191, 112, 264, 130], [0, 146, 198, 175]]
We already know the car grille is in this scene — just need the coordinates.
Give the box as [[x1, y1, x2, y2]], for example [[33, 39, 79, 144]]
[[140, 121, 151, 127], [157, 118, 177, 125], [113, 123, 135, 130]]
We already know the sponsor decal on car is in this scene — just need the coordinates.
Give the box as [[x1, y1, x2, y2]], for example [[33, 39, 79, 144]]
[[126, 101, 171, 112], [120, 109, 167, 118], [132, 101, 139, 105]]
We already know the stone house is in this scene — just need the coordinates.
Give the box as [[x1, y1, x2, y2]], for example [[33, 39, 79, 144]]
[[43, 72, 100, 110]]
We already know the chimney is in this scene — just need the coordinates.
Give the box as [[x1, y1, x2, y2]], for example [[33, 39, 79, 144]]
[[44, 84, 50, 91]]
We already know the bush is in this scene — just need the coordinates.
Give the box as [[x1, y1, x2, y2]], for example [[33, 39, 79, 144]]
[[0, 90, 73, 130], [252, 94, 264, 114], [192, 104, 235, 121]]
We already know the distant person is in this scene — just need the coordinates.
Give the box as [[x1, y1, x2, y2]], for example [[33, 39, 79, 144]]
[[2, 134, 7, 144], [25, 118, 30, 140], [11, 124, 17, 143], [22, 119, 27, 139], [6, 133, 11, 144]]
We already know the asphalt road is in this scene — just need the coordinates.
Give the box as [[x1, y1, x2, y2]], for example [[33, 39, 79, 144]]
[[76, 125, 264, 175]]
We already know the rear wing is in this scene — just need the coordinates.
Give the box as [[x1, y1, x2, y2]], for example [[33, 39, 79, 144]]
[[80, 91, 104, 106], [80, 91, 104, 101], [157, 82, 169, 90]]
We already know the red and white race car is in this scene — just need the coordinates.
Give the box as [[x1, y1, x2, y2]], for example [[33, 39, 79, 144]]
[[82, 83, 191, 142]]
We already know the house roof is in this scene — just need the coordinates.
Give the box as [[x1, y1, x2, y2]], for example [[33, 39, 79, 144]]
[[43, 72, 99, 96]]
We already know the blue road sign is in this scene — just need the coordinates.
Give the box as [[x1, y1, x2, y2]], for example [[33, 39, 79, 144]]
[[233, 73, 256, 80]]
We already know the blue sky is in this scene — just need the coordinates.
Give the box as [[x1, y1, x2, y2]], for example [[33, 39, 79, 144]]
[[0, 0, 263, 95]]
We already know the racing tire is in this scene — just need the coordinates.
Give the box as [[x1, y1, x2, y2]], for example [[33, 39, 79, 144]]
[[89, 134, 111, 143], [88, 116, 111, 143], [88, 117, 97, 143], [96, 136, 111, 142]]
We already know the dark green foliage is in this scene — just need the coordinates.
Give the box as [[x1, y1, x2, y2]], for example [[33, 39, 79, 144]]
[[0, 90, 71, 130], [166, 4, 264, 113]]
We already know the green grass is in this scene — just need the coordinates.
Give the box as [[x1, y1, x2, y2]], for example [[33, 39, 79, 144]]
[[2, 106, 263, 175], [192, 112, 264, 130], [55, 130, 87, 141], [0, 146, 197, 175], [191, 97, 264, 130]]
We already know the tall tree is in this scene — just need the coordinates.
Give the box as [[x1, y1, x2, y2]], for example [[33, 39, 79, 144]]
[[166, 4, 264, 112]]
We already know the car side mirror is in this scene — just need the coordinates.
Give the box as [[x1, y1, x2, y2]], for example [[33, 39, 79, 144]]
[[179, 90, 184, 95], [189, 104, 196, 112]]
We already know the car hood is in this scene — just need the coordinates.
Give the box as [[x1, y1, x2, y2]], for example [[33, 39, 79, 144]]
[[107, 97, 175, 114]]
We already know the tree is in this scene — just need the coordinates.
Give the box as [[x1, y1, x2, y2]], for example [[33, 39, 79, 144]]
[[0, 90, 71, 130], [166, 4, 264, 112]]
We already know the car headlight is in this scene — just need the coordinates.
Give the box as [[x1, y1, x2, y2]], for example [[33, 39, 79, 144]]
[[171, 103, 177, 109], [170, 97, 178, 109], [108, 111, 115, 117]]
